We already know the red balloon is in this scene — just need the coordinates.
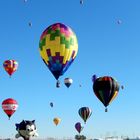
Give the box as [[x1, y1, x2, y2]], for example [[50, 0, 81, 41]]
[[2, 98, 18, 119], [3, 60, 18, 77]]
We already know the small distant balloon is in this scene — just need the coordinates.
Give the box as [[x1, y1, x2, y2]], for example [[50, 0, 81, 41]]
[[80, 0, 84, 4], [50, 102, 53, 107], [92, 74, 97, 83], [53, 117, 61, 126], [3, 60, 18, 77], [29, 22, 32, 27], [117, 20, 122, 24], [24, 0, 27, 2], [64, 78, 73, 88], [75, 122, 83, 134], [121, 85, 124, 90]]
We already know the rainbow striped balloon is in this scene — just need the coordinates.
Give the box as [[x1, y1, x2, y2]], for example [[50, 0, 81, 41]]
[[39, 23, 78, 81]]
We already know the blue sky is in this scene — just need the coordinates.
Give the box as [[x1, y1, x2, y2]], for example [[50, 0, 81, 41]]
[[0, 0, 140, 139]]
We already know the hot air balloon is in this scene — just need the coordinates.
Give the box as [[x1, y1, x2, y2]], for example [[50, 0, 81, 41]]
[[3, 60, 18, 77], [50, 102, 53, 107], [78, 107, 92, 124], [80, 0, 84, 4], [53, 117, 61, 126], [117, 20, 122, 24], [29, 22, 32, 27], [79, 84, 82, 87], [92, 74, 97, 83], [93, 76, 120, 112], [15, 120, 38, 140], [39, 23, 78, 88], [64, 78, 73, 88], [2, 98, 18, 119], [75, 122, 83, 134], [121, 85, 124, 90]]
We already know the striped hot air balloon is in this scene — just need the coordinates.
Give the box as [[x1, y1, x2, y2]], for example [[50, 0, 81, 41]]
[[64, 78, 73, 88], [2, 98, 18, 119], [78, 107, 92, 124], [3, 60, 18, 77], [39, 23, 78, 87], [93, 76, 120, 112]]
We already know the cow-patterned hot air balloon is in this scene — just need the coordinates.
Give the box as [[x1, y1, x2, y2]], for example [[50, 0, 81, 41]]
[[39, 23, 78, 88], [3, 60, 18, 77], [93, 76, 120, 112], [78, 107, 92, 124], [2, 98, 18, 119]]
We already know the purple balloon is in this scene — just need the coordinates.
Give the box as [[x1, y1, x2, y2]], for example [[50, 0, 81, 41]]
[[75, 122, 83, 134], [92, 74, 97, 83]]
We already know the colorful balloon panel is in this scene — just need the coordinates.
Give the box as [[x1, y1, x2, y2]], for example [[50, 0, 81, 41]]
[[2, 98, 18, 119], [39, 23, 78, 80], [93, 76, 119, 109], [3, 60, 18, 76]]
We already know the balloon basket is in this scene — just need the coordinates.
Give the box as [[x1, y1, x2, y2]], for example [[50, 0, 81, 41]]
[[56, 80, 60, 88]]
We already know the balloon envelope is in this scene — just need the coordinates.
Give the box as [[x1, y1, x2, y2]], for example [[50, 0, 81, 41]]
[[64, 78, 73, 88], [75, 122, 83, 134], [53, 117, 61, 126], [50, 102, 53, 107], [3, 60, 18, 76], [39, 23, 78, 81], [117, 20, 122, 24], [92, 74, 97, 83], [93, 76, 119, 111], [2, 98, 18, 119], [78, 107, 92, 123], [80, 0, 84, 4]]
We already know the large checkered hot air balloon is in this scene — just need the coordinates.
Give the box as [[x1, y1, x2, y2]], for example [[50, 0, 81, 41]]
[[2, 98, 18, 119], [3, 60, 18, 77], [93, 76, 120, 112], [39, 23, 78, 87]]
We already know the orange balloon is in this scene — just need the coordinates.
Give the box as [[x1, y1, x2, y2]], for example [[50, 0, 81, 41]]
[[3, 60, 18, 77], [53, 117, 61, 126]]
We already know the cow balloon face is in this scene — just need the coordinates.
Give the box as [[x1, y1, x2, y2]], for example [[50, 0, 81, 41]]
[[15, 120, 38, 140]]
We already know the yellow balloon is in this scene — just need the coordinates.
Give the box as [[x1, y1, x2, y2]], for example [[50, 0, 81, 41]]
[[39, 23, 78, 80], [53, 117, 61, 126]]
